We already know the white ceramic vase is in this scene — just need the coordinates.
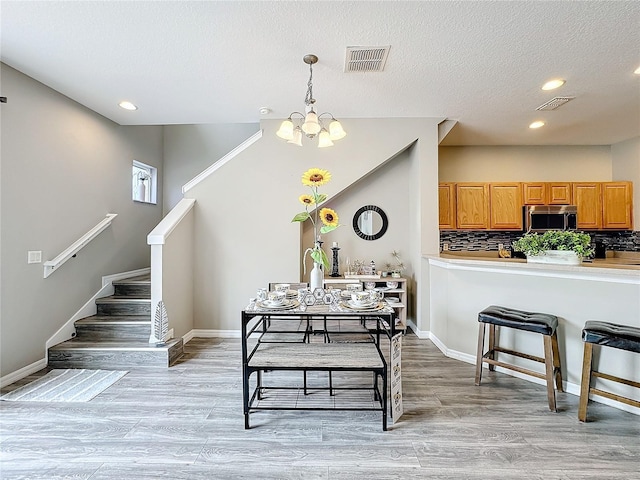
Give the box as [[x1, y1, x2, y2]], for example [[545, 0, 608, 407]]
[[310, 262, 324, 291]]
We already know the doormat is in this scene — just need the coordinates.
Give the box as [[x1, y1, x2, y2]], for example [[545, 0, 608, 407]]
[[1, 369, 128, 402]]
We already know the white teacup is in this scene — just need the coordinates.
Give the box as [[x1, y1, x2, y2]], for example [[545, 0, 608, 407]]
[[369, 290, 383, 302], [351, 291, 370, 305], [274, 283, 290, 293], [267, 291, 286, 304], [346, 283, 362, 292]]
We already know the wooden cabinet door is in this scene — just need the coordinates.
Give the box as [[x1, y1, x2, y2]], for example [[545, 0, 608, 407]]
[[489, 183, 523, 230], [572, 183, 602, 229], [602, 181, 633, 230], [523, 183, 547, 205], [438, 183, 457, 229], [548, 183, 572, 204], [456, 183, 489, 229]]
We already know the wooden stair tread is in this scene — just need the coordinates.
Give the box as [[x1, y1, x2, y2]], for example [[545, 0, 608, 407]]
[[50, 338, 182, 350], [96, 296, 151, 303], [113, 275, 150, 284], [76, 315, 150, 324]]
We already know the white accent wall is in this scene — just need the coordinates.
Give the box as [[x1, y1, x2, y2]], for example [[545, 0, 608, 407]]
[[0, 64, 164, 376], [173, 118, 443, 333]]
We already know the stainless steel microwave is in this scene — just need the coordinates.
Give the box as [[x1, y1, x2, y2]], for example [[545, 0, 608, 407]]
[[524, 205, 578, 232]]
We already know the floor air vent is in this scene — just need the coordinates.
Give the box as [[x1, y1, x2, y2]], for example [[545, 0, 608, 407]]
[[536, 97, 575, 111], [345, 46, 390, 72]]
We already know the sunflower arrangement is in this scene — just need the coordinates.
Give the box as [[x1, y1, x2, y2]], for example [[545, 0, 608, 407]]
[[292, 168, 340, 272]]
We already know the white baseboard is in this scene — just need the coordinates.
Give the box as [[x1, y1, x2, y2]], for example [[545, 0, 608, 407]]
[[184, 329, 242, 344], [428, 331, 640, 416], [1, 358, 47, 388], [407, 322, 430, 340]]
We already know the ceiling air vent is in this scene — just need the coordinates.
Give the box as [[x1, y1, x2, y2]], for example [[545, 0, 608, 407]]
[[535, 96, 575, 111], [344, 46, 390, 72]]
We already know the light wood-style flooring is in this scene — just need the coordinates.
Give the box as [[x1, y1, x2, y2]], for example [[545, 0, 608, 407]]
[[1, 333, 639, 479]]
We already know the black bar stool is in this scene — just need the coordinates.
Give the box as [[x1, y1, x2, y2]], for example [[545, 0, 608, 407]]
[[475, 305, 563, 412], [578, 321, 640, 421]]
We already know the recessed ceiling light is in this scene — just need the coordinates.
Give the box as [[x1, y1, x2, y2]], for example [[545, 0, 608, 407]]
[[541, 79, 565, 91], [118, 101, 138, 111], [634, 66, 640, 75], [529, 121, 545, 129], [259, 107, 271, 115]]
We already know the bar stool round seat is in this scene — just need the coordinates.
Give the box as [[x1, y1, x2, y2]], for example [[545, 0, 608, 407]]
[[475, 305, 563, 412], [578, 321, 640, 422]]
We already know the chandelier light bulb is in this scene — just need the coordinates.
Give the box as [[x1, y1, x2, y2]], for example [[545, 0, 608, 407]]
[[329, 120, 346, 140], [276, 118, 294, 140], [302, 110, 321, 136], [287, 127, 303, 146], [318, 129, 334, 148]]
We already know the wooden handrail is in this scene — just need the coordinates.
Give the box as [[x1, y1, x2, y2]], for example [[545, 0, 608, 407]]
[[43, 214, 117, 278]]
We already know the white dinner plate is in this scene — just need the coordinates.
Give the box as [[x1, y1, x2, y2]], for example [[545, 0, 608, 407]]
[[257, 300, 299, 310], [340, 301, 384, 312]]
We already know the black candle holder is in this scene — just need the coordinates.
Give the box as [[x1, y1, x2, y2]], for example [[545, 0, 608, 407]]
[[330, 246, 341, 277]]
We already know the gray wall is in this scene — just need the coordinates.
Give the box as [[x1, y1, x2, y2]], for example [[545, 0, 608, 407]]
[[163, 123, 259, 213], [0, 64, 164, 376]]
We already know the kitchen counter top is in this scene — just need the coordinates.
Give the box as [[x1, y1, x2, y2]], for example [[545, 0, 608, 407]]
[[437, 251, 640, 272]]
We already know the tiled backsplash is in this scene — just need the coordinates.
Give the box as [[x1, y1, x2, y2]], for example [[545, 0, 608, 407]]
[[440, 230, 640, 252]]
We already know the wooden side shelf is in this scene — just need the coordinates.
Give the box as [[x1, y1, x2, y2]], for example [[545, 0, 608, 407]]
[[323, 277, 408, 330]]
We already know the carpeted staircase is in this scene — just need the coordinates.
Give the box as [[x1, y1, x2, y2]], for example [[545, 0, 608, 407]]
[[48, 275, 183, 368]]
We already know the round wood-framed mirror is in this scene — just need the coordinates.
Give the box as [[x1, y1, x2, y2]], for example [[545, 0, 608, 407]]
[[352, 205, 388, 241]]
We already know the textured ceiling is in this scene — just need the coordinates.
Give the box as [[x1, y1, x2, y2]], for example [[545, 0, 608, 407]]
[[2, 1, 639, 145]]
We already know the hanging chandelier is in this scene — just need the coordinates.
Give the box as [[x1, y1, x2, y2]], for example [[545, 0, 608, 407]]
[[276, 54, 346, 148]]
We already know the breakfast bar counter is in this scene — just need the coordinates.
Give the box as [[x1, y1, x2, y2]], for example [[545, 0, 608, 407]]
[[422, 252, 640, 414]]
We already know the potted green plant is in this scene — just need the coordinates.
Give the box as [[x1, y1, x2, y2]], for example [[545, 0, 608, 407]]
[[512, 231, 594, 265]]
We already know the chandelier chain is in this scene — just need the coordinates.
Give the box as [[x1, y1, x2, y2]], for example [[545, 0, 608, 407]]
[[305, 62, 314, 106]]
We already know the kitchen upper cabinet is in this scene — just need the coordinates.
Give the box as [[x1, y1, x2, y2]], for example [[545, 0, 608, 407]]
[[489, 183, 523, 230], [438, 183, 457, 229], [523, 182, 572, 205], [602, 181, 633, 230], [548, 183, 572, 204], [456, 183, 489, 229], [573, 183, 602, 229], [523, 183, 546, 205]]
